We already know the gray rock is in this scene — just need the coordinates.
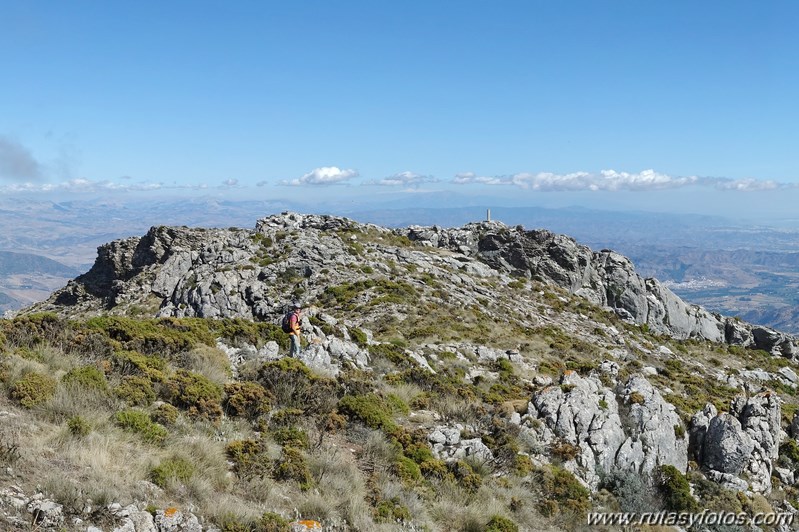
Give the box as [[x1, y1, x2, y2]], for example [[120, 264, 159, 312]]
[[779, 366, 799, 384], [296, 345, 339, 377], [693, 392, 782, 494], [529, 372, 685, 489], [705, 469, 750, 492], [429, 425, 495, 463], [702, 414, 754, 476], [27, 498, 64, 529], [775, 466, 795, 486], [689, 403, 717, 462], [155, 508, 202, 532]]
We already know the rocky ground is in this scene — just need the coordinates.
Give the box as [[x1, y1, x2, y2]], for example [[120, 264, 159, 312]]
[[4, 212, 799, 531]]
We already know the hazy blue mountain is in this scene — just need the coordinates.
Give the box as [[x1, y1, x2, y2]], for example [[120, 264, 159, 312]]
[[0, 251, 81, 277]]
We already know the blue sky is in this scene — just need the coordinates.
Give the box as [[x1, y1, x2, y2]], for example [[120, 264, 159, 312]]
[[1, 1, 798, 219]]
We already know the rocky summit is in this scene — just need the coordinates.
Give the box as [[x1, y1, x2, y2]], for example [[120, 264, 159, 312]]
[[4, 212, 799, 531]]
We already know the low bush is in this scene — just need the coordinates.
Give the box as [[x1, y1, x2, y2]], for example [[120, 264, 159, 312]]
[[257, 358, 338, 414], [165, 370, 223, 421], [338, 394, 397, 432], [151, 403, 179, 425], [273, 446, 312, 490], [10, 372, 57, 408], [530, 465, 591, 518], [115, 375, 156, 406], [113, 409, 168, 444], [226, 439, 271, 479], [257, 512, 291, 532], [62, 365, 108, 392], [271, 427, 309, 449], [657, 464, 699, 512], [150, 456, 196, 489], [485, 515, 519, 532], [374, 498, 411, 524], [67, 415, 91, 437], [224, 381, 270, 419], [393, 455, 422, 484], [113, 350, 167, 382], [449, 460, 482, 492]]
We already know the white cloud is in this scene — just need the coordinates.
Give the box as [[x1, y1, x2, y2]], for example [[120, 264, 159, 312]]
[[365, 171, 438, 187], [708, 177, 782, 191], [281, 166, 358, 186], [452, 169, 793, 192], [222, 178, 239, 187], [0, 136, 42, 181], [256, 180, 268, 187], [452, 172, 509, 185]]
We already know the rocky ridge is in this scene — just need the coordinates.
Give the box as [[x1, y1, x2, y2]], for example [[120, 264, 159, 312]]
[[11, 212, 799, 530]]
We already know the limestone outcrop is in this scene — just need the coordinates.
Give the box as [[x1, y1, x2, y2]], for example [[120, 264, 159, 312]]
[[691, 392, 782, 493], [525, 371, 687, 489]]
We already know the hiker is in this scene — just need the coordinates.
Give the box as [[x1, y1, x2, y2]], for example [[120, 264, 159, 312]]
[[283, 303, 302, 357]]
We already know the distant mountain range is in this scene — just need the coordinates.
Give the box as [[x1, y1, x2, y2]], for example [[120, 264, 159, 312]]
[[0, 250, 81, 277], [0, 250, 81, 314]]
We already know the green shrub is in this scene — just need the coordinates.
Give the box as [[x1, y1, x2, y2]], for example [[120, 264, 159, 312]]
[[349, 327, 368, 348], [393, 456, 422, 483], [209, 319, 289, 349], [150, 456, 195, 488], [216, 515, 253, 532], [449, 460, 482, 492], [551, 440, 580, 461], [226, 439, 271, 479], [84, 316, 215, 354], [269, 408, 304, 427], [165, 370, 223, 420], [385, 393, 410, 416], [224, 381, 270, 419], [257, 512, 291, 532], [657, 464, 700, 512], [151, 403, 179, 425], [781, 439, 799, 465], [271, 427, 309, 449], [368, 343, 414, 368], [486, 515, 519, 532], [113, 409, 168, 444], [67, 415, 91, 437], [113, 350, 167, 382], [514, 454, 534, 476], [533, 465, 591, 518], [10, 372, 57, 408], [338, 394, 397, 432], [374, 498, 411, 523], [273, 446, 312, 490], [257, 358, 338, 413], [115, 375, 156, 406], [629, 391, 645, 405], [62, 365, 108, 392]]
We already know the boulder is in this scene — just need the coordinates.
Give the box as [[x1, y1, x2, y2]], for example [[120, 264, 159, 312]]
[[693, 392, 781, 493], [527, 372, 686, 489], [27, 497, 64, 529], [701, 414, 754, 476]]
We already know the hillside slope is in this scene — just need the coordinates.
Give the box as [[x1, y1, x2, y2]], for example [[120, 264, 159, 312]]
[[3, 212, 799, 531]]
